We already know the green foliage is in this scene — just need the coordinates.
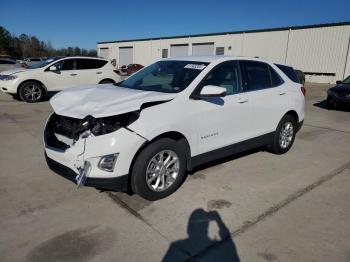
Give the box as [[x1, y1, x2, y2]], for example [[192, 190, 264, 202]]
[[0, 25, 97, 59]]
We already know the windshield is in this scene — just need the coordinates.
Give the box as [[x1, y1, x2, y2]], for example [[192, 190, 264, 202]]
[[27, 57, 60, 69], [119, 60, 209, 93], [342, 75, 350, 84]]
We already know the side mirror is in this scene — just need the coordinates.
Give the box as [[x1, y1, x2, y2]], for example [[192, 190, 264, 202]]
[[49, 65, 58, 71], [336, 80, 342, 84], [199, 85, 227, 97]]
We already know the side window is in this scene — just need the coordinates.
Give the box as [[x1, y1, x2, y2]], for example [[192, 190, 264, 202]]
[[76, 59, 98, 70], [95, 60, 107, 68], [54, 59, 76, 71], [242, 61, 272, 91], [275, 64, 300, 83], [200, 61, 242, 95], [269, 66, 284, 87]]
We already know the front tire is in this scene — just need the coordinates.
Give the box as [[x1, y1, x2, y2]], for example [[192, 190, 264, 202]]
[[269, 115, 296, 154], [131, 138, 187, 201], [18, 81, 45, 103]]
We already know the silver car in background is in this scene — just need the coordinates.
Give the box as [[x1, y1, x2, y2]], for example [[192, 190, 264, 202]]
[[0, 59, 23, 72]]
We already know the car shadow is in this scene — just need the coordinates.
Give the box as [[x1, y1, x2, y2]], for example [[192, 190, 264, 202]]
[[162, 208, 240, 261], [313, 100, 350, 112]]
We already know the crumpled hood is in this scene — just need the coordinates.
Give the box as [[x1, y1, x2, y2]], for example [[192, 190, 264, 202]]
[[0, 68, 30, 75], [50, 84, 177, 118]]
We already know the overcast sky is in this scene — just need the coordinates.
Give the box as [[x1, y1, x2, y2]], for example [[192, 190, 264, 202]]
[[1, 0, 349, 50]]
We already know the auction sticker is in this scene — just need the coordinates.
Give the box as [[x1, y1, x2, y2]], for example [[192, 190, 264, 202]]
[[184, 64, 206, 70]]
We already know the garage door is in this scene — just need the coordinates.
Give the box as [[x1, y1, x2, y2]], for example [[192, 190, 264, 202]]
[[119, 47, 133, 67], [170, 44, 189, 57], [99, 48, 109, 59], [192, 43, 214, 56]]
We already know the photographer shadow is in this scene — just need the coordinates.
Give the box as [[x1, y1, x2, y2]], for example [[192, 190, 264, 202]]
[[162, 208, 240, 262]]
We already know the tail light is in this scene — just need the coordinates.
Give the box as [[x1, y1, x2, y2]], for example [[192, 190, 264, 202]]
[[300, 86, 306, 96]]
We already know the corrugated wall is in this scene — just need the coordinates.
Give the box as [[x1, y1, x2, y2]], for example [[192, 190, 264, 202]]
[[97, 24, 350, 83], [286, 25, 350, 82]]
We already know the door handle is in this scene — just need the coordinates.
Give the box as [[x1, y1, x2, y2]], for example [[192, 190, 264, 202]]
[[279, 91, 286, 95], [96, 72, 102, 74], [238, 98, 248, 104], [70, 73, 77, 76]]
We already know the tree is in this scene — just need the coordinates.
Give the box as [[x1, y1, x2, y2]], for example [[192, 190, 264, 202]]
[[0, 25, 97, 58], [0, 26, 11, 55]]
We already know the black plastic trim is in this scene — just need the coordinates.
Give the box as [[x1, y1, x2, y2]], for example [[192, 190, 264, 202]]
[[45, 153, 129, 192], [190, 132, 274, 168]]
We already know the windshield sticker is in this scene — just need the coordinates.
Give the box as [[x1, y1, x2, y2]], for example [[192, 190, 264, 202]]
[[184, 64, 206, 70]]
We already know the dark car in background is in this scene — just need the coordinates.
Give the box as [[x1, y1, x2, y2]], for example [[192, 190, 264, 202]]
[[326, 76, 350, 109]]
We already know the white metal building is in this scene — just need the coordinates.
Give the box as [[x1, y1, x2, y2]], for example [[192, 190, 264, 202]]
[[97, 22, 350, 83]]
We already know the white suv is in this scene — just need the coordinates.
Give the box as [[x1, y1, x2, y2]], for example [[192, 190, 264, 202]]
[[44, 56, 305, 200], [0, 56, 121, 102]]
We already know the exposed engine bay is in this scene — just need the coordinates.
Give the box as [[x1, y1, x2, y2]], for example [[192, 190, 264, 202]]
[[45, 112, 140, 150]]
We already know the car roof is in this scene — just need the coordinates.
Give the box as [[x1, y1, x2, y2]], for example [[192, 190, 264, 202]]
[[161, 55, 279, 65], [62, 56, 106, 60]]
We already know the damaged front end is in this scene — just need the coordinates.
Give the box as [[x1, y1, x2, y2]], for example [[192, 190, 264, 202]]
[[45, 111, 140, 149], [44, 111, 145, 190]]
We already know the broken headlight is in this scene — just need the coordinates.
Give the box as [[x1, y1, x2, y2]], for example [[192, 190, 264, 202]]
[[83, 112, 139, 137]]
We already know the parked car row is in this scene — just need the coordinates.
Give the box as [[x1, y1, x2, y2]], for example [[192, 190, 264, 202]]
[[0, 58, 24, 72], [0, 56, 121, 102]]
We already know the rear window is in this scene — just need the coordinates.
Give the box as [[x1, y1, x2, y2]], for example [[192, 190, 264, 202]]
[[76, 59, 107, 69], [275, 64, 300, 83], [76, 59, 97, 70], [96, 60, 107, 68]]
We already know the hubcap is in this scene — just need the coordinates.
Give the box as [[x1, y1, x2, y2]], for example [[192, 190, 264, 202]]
[[279, 122, 294, 149], [23, 84, 42, 101], [146, 150, 180, 192]]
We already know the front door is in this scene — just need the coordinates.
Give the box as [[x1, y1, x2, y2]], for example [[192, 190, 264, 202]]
[[189, 61, 253, 155], [45, 58, 81, 91]]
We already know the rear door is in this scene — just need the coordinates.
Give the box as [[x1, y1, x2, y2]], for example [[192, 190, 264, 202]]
[[75, 58, 100, 85], [239, 60, 287, 137]]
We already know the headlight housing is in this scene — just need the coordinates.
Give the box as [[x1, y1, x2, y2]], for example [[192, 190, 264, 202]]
[[0, 75, 18, 81], [98, 154, 119, 172]]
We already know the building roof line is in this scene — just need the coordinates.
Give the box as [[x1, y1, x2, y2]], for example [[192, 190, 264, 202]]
[[97, 21, 350, 45]]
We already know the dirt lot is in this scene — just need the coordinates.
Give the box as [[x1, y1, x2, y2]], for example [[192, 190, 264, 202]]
[[0, 83, 349, 262]]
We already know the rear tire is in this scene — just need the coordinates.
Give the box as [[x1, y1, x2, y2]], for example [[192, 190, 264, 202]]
[[269, 114, 297, 155], [131, 138, 187, 201], [18, 81, 45, 103]]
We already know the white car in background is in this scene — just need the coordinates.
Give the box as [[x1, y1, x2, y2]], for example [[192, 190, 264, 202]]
[[44, 56, 305, 201], [0, 56, 121, 102]]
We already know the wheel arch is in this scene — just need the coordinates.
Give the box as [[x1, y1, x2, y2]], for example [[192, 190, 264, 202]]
[[17, 79, 47, 95], [99, 78, 116, 84], [284, 110, 299, 123], [127, 131, 192, 191]]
